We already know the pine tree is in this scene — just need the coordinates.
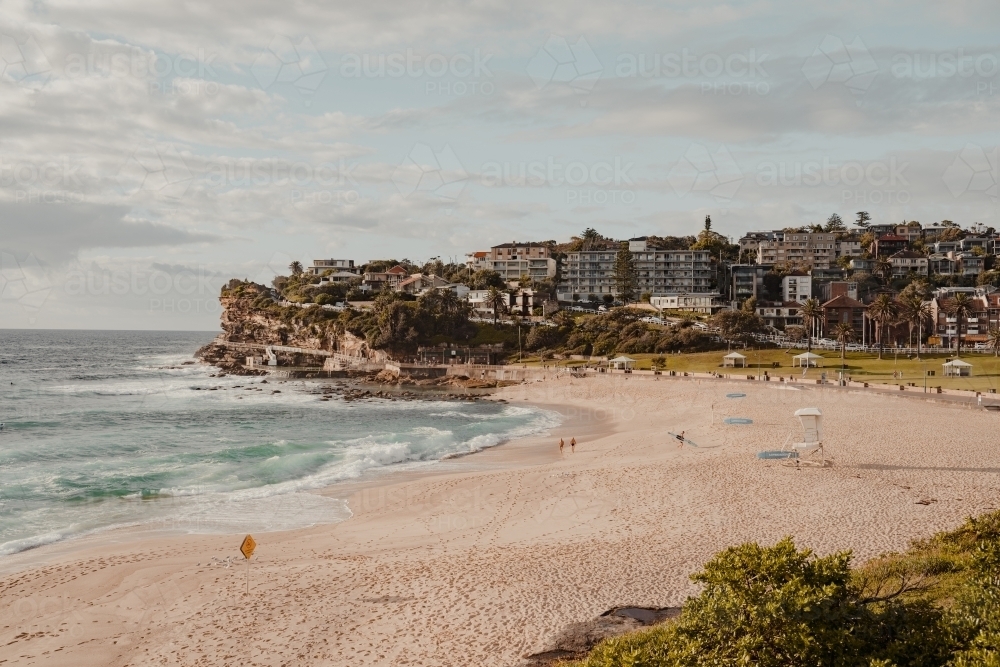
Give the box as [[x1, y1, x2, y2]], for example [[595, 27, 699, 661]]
[[614, 241, 637, 305]]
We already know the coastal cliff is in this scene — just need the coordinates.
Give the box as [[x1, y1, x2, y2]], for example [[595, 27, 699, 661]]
[[196, 280, 343, 373]]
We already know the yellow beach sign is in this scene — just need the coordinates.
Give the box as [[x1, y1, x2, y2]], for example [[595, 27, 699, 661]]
[[240, 534, 256, 560]]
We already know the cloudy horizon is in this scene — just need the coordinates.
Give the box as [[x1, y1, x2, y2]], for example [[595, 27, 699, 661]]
[[1, 0, 999, 329]]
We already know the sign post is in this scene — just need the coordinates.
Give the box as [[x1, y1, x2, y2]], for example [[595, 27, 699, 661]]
[[240, 534, 256, 596]]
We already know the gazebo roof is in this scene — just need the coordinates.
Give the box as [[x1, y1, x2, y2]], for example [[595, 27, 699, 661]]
[[723, 352, 747, 359], [943, 359, 973, 367], [609, 355, 635, 362], [793, 352, 823, 359]]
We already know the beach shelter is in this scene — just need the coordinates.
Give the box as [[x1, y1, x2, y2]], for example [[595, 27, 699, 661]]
[[943, 359, 972, 377], [792, 351, 823, 368], [608, 355, 636, 370], [722, 351, 747, 368]]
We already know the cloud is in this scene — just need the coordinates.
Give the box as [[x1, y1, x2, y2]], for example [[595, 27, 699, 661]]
[[0, 202, 220, 264]]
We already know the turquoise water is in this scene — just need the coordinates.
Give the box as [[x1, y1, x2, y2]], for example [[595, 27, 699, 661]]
[[0, 330, 558, 555]]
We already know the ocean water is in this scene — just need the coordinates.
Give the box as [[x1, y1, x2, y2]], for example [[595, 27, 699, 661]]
[[0, 330, 559, 556]]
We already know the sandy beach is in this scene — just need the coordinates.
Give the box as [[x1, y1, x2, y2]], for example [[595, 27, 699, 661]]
[[3, 374, 1000, 667]]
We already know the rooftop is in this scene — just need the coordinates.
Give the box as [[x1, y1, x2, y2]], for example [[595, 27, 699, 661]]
[[822, 294, 865, 308]]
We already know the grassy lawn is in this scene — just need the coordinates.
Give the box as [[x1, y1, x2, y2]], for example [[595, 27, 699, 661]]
[[518, 349, 1000, 392]]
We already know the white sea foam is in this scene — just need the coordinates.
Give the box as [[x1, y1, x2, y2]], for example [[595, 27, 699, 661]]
[[0, 530, 74, 557], [2, 349, 562, 557]]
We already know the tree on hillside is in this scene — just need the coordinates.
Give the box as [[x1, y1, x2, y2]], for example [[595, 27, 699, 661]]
[[859, 231, 876, 256], [614, 241, 637, 305], [691, 228, 739, 263], [867, 293, 898, 359], [704, 214, 712, 231], [856, 211, 872, 227], [289, 261, 303, 276], [467, 269, 505, 290], [948, 292, 975, 355], [800, 298, 823, 352], [825, 213, 845, 232], [484, 286, 507, 326], [581, 227, 600, 251]]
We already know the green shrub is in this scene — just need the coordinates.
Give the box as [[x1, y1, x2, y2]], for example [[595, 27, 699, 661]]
[[573, 537, 957, 667]]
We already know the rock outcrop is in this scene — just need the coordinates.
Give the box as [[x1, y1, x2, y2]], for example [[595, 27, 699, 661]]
[[195, 281, 339, 373], [521, 607, 680, 666]]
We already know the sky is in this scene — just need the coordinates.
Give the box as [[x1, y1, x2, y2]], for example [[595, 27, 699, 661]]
[[1, 0, 999, 330]]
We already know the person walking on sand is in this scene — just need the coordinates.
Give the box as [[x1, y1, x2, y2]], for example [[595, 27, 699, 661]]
[[559, 438, 564, 453], [570, 437, 576, 452], [676, 430, 686, 448]]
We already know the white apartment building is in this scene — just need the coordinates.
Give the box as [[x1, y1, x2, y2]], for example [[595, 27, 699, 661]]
[[649, 293, 722, 314], [308, 259, 358, 275], [781, 273, 812, 302], [557, 238, 714, 302]]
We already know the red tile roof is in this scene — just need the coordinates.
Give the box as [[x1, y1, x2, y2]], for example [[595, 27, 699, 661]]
[[822, 295, 865, 308]]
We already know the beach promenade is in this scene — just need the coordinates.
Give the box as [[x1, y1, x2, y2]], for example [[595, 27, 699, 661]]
[[3, 374, 999, 666]]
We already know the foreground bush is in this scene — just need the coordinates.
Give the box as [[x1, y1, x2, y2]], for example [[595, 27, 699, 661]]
[[572, 513, 1000, 667]]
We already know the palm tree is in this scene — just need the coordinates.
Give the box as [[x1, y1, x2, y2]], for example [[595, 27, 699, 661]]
[[897, 294, 931, 352], [988, 327, 1000, 357], [874, 256, 892, 282], [833, 322, 855, 364], [289, 261, 304, 276], [439, 288, 461, 315], [484, 286, 507, 326], [948, 292, 975, 355], [799, 298, 822, 352], [866, 293, 898, 359]]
